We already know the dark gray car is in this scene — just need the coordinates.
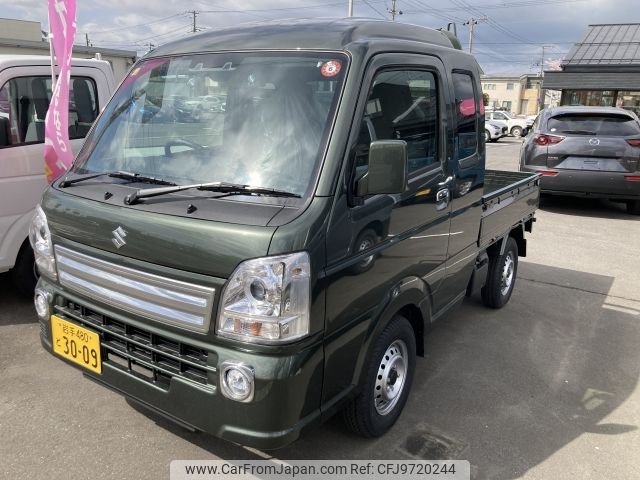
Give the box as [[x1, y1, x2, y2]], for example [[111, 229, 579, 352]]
[[520, 106, 640, 214]]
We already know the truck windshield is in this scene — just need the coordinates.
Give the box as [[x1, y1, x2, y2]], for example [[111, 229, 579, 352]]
[[74, 52, 348, 197]]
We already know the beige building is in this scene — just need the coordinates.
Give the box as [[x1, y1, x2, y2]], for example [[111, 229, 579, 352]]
[[0, 18, 136, 82], [481, 75, 522, 113], [481, 74, 558, 115]]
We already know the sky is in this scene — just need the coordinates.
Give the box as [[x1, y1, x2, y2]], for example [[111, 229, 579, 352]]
[[0, 0, 638, 75]]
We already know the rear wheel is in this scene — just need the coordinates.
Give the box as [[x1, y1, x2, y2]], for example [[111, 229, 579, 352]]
[[511, 126, 523, 137], [627, 200, 640, 215], [484, 130, 491, 142], [481, 237, 518, 309], [343, 316, 416, 437], [11, 242, 38, 297]]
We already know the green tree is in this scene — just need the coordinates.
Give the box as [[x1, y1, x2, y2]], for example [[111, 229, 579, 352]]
[[482, 92, 490, 106]]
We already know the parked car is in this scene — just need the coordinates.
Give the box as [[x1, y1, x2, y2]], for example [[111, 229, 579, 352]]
[[520, 106, 640, 215], [0, 55, 116, 295], [485, 120, 508, 142], [33, 19, 539, 449], [486, 110, 529, 137]]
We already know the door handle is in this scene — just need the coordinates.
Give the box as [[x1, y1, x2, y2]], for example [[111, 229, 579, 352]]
[[438, 176, 454, 187]]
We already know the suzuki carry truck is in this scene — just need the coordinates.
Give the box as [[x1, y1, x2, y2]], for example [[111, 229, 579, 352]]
[[32, 19, 539, 448]]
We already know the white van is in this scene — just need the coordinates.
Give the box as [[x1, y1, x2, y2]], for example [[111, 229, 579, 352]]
[[0, 55, 116, 294]]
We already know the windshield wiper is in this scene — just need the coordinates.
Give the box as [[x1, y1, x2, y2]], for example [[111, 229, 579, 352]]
[[59, 171, 177, 188], [124, 181, 301, 205]]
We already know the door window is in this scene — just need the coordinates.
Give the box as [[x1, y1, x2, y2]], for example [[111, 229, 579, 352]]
[[0, 76, 98, 148], [453, 72, 479, 160], [354, 69, 439, 178]]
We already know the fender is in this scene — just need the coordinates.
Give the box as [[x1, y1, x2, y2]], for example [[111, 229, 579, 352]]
[[350, 275, 431, 388], [0, 209, 34, 273]]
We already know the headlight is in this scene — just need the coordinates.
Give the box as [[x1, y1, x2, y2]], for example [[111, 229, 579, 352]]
[[28, 205, 57, 280], [217, 252, 310, 344]]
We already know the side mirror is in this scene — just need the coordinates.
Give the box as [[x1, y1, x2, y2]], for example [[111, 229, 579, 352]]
[[356, 140, 408, 197]]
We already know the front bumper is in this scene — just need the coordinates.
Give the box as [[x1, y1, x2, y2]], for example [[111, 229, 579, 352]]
[[520, 166, 640, 200], [38, 278, 324, 449]]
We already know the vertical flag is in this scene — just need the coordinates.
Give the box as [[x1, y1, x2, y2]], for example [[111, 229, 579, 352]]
[[43, 0, 77, 183]]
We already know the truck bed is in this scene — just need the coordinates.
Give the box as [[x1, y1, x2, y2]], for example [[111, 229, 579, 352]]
[[479, 170, 539, 249]]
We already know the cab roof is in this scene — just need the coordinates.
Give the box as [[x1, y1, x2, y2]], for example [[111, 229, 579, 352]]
[[0, 55, 112, 73], [147, 18, 458, 58]]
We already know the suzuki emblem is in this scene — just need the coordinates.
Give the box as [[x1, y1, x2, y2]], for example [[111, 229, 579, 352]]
[[112, 226, 127, 249], [589, 138, 600, 146]]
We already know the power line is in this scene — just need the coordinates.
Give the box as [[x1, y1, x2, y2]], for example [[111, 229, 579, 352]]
[[88, 13, 187, 37], [403, 0, 466, 23], [450, 0, 536, 45], [406, 0, 586, 12], [361, 0, 388, 19], [200, 1, 386, 14], [97, 24, 192, 48]]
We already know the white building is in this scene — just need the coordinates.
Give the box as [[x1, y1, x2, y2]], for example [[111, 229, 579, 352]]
[[0, 18, 136, 82]]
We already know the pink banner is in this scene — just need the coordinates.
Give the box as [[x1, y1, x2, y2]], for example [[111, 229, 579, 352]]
[[43, 0, 77, 183]]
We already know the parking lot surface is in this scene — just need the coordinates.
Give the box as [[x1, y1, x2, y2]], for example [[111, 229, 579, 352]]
[[1, 137, 639, 479]]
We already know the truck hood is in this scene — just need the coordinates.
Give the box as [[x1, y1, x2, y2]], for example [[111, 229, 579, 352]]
[[41, 187, 277, 278]]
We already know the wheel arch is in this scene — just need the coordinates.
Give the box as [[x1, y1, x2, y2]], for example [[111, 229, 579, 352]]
[[351, 276, 431, 386]]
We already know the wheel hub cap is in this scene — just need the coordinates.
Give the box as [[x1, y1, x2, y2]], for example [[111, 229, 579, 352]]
[[374, 340, 408, 416], [500, 253, 514, 296]]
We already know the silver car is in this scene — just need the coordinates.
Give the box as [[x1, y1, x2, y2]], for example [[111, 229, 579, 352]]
[[520, 106, 640, 215], [485, 120, 508, 143]]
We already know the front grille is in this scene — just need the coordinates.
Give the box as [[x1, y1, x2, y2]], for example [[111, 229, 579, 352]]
[[40, 321, 48, 340], [54, 245, 216, 333], [55, 301, 217, 391]]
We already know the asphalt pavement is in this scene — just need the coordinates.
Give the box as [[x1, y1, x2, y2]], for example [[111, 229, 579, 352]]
[[1, 137, 639, 479]]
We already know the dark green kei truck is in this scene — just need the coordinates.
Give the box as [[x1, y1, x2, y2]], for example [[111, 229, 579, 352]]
[[32, 19, 539, 448]]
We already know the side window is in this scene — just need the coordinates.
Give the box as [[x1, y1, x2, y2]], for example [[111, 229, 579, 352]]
[[354, 69, 439, 177], [452, 72, 478, 160], [0, 76, 98, 148]]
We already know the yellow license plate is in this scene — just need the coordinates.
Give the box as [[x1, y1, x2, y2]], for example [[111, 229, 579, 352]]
[[51, 315, 102, 374]]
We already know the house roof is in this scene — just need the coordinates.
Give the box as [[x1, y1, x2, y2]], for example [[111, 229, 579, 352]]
[[563, 24, 640, 66], [0, 36, 137, 59]]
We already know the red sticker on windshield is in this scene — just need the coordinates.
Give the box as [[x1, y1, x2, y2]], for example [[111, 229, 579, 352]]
[[321, 60, 342, 77]]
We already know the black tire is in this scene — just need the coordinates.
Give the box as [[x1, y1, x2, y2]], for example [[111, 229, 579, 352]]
[[11, 242, 38, 297], [343, 315, 416, 437], [481, 237, 518, 309], [627, 200, 640, 215], [511, 126, 523, 137], [490, 138, 499, 143], [350, 229, 378, 275], [484, 130, 491, 142]]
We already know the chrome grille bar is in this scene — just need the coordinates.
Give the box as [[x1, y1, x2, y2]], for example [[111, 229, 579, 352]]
[[55, 245, 215, 332]]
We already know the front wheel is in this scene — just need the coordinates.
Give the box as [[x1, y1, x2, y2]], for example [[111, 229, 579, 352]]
[[481, 237, 518, 309], [343, 316, 416, 437], [11, 243, 38, 297], [484, 130, 491, 142], [511, 126, 523, 137]]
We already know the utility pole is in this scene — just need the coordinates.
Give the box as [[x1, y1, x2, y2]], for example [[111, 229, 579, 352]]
[[190, 10, 199, 33], [537, 45, 552, 113], [388, 0, 402, 21], [348, 0, 353, 17], [85, 32, 90, 47], [147, 42, 156, 52], [463, 17, 487, 54]]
